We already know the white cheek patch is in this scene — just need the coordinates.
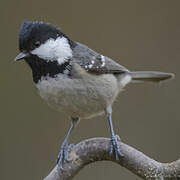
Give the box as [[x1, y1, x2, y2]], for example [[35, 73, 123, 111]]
[[31, 37, 72, 65]]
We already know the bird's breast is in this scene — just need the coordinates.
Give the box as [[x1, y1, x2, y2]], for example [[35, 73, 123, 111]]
[[35, 73, 119, 119]]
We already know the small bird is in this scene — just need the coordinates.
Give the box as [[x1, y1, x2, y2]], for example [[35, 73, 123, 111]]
[[15, 21, 174, 168]]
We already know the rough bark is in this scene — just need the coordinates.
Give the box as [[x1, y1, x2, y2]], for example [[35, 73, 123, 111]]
[[43, 138, 180, 180]]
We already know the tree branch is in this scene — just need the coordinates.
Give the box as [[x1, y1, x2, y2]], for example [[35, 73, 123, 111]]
[[43, 138, 180, 180]]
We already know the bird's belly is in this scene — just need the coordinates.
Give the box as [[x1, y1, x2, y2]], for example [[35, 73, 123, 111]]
[[36, 74, 119, 119]]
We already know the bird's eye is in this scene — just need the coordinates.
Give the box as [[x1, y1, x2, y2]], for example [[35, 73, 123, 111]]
[[34, 41, 41, 47]]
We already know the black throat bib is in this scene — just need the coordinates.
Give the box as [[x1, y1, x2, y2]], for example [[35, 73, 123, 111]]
[[25, 55, 71, 83]]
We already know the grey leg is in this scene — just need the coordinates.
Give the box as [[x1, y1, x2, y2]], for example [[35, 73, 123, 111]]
[[57, 117, 79, 168], [108, 113, 123, 160]]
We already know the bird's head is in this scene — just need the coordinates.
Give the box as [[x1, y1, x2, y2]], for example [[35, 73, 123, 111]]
[[15, 21, 75, 65]]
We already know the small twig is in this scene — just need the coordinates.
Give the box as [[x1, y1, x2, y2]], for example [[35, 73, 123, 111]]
[[43, 138, 180, 180]]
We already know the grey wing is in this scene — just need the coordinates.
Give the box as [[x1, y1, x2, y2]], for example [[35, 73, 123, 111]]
[[72, 42, 129, 75]]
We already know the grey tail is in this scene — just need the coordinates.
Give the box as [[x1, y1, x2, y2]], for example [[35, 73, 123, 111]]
[[129, 71, 174, 83]]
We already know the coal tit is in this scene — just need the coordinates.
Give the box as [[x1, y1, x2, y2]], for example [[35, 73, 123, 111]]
[[15, 21, 174, 168]]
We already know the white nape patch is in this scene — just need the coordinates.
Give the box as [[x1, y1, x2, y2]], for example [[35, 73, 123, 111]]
[[120, 74, 132, 87], [31, 37, 72, 65]]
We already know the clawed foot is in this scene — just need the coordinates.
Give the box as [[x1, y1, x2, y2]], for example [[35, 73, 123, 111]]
[[57, 144, 74, 169], [109, 134, 124, 160]]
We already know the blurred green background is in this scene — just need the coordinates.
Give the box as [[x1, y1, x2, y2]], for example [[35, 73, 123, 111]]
[[1, 0, 179, 179]]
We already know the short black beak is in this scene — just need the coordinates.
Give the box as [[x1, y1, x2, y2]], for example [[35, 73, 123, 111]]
[[14, 52, 30, 61]]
